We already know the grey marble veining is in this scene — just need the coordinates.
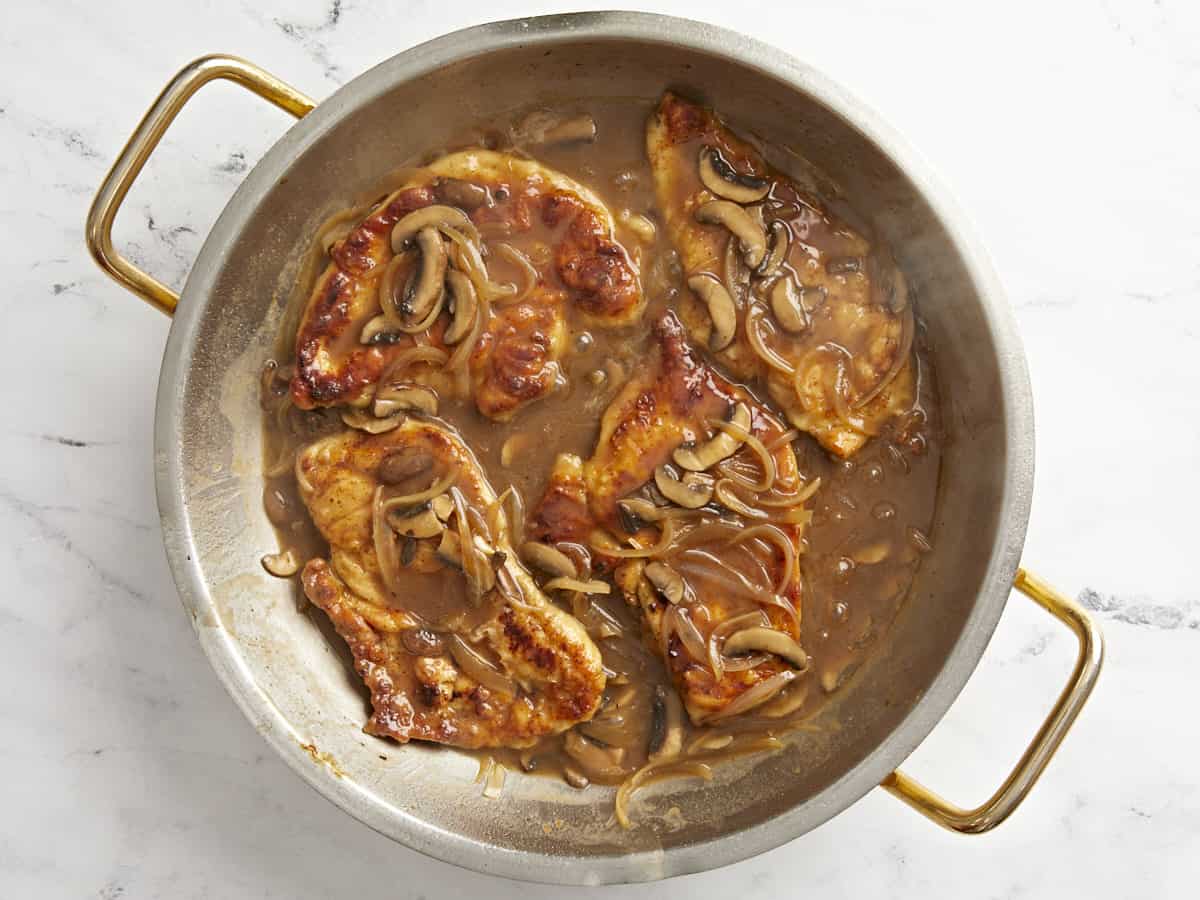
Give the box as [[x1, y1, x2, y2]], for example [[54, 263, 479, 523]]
[[1, 0, 1197, 896]]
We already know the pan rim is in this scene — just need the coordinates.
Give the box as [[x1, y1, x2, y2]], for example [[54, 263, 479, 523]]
[[154, 10, 1034, 885]]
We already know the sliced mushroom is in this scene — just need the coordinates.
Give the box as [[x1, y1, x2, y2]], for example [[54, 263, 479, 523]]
[[359, 314, 401, 345], [687, 274, 737, 351], [433, 177, 491, 211], [723, 627, 810, 670], [653, 465, 715, 509], [388, 506, 444, 539], [390, 204, 478, 252], [341, 407, 404, 434], [616, 496, 670, 532], [373, 383, 438, 418], [673, 402, 751, 471], [769, 276, 808, 333], [378, 447, 434, 486], [644, 561, 685, 605], [442, 268, 478, 345], [398, 227, 447, 326], [563, 731, 626, 780], [520, 541, 577, 578], [540, 114, 597, 145], [695, 200, 767, 269], [435, 529, 462, 568], [648, 684, 684, 762], [698, 145, 770, 204], [430, 493, 454, 522], [261, 549, 300, 578], [756, 220, 790, 277]]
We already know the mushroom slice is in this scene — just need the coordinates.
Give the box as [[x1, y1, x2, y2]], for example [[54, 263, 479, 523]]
[[341, 407, 405, 434], [442, 268, 478, 345], [541, 114, 598, 145], [520, 541, 578, 578], [686, 274, 737, 351], [390, 204, 479, 252], [644, 561, 685, 605], [430, 493, 455, 522], [359, 314, 401, 345], [434, 177, 491, 211], [388, 506, 444, 540], [616, 496, 670, 532], [648, 684, 684, 762], [398, 227, 448, 327], [756, 220, 790, 277], [698, 146, 770, 204], [653, 465, 715, 509], [261, 549, 300, 578], [563, 731, 625, 780], [673, 401, 751, 471], [544, 576, 611, 595], [373, 383, 439, 418], [723, 627, 809, 670], [768, 276, 808, 333], [694, 200, 767, 269]]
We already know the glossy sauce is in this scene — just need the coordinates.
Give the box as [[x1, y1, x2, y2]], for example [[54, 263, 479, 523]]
[[261, 98, 941, 791]]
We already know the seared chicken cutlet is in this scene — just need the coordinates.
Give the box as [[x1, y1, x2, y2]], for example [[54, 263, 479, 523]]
[[531, 313, 814, 724], [647, 92, 916, 458], [297, 419, 605, 748], [291, 150, 643, 421]]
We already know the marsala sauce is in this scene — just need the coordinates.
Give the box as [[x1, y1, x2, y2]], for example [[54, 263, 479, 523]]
[[261, 98, 941, 792]]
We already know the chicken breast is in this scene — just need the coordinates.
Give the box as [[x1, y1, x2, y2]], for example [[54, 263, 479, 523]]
[[296, 419, 605, 748], [291, 150, 644, 421], [647, 91, 916, 458], [530, 313, 814, 724]]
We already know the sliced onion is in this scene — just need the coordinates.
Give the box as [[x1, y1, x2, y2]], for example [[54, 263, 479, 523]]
[[448, 635, 517, 696], [746, 304, 797, 376], [381, 469, 458, 511], [663, 605, 708, 666], [727, 524, 796, 596], [713, 479, 769, 519], [766, 428, 800, 451], [379, 345, 450, 385], [853, 302, 914, 409], [711, 419, 776, 492], [446, 293, 489, 372], [492, 242, 539, 305], [705, 611, 770, 681], [591, 519, 677, 559], [448, 487, 482, 602], [705, 670, 796, 722], [615, 761, 713, 829], [544, 576, 611, 595], [371, 486, 404, 598], [443, 226, 516, 303], [757, 476, 822, 508]]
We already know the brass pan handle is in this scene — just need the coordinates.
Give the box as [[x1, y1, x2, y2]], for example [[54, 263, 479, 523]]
[[86, 55, 315, 315], [882, 567, 1104, 833]]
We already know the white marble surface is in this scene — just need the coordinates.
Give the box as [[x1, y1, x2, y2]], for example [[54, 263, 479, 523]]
[[2, 0, 1197, 896]]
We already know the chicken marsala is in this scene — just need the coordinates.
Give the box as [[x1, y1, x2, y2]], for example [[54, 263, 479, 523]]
[[261, 97, 941, 823]]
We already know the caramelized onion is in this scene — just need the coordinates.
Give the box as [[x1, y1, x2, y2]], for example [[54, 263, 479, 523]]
[[372, 486, 405, 598], [727, 524, 796, 596], [378, 346, 449, 386], [713, 479, 769, 519], [745, 304, 797, 376], [663, 605, 708, 667], [757, 476, 822, 508], [853, 302, 914, 409], [544, 576, 610, 595], [381, 469, 457, 512], [615, 761, 713, 829], [492, 242, 539, 304], [446, 293, 489, 372], [705, 670, 796, 722], [449, 635, 516, 696], [710, 419, 776, 492], [591, 519, 676, 558]]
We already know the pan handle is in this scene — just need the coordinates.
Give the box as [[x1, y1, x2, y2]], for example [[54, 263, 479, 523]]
[[85, 55, 315, 315], [881, 567, 1104, 833]]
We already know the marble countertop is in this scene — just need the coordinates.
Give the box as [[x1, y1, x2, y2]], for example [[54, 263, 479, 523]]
[[3, 0, 1196, 896]]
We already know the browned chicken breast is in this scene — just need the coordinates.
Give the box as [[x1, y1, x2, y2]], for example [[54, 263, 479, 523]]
[[531, 313, 815, 724], [296, 419, 606, 748], [291, 150, 643, 421], [647, 92, 916, 458]]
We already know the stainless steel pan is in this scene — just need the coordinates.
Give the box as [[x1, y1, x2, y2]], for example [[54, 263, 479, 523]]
[[86, 12, 1103, 884]]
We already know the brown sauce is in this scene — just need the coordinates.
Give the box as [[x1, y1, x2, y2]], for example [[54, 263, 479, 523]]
[[260, 97, 941, 804]]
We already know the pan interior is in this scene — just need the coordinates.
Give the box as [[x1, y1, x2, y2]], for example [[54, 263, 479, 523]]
[[158, 18, 1027, 882]]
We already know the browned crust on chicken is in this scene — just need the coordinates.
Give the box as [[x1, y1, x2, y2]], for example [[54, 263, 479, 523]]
[[297, 420, 605, 748], [290, 151, 643, 418], [648, 91, 914, 458]]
